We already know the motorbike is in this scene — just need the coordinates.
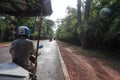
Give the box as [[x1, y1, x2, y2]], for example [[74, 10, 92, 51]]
[[49, 38, 52, 41], [0, 45, 43, 80]]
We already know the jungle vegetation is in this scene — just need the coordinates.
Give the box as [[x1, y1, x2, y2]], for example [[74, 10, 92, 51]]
[[56, 0, 120, 51], [0, 16, 54, 41]]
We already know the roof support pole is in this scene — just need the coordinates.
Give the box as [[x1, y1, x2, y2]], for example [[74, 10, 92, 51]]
[[33, 7, 43, 80]]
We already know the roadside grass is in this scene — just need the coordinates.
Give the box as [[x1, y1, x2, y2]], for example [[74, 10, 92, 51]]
[[70, 45, 120, 73], [0, 42, 11, 46]]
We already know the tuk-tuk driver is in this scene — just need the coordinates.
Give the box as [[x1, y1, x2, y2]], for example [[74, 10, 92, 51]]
[[9, 26, 36, 77]]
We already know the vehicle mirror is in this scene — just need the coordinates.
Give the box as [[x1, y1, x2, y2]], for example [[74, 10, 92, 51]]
[[38, 45, 43, 49]]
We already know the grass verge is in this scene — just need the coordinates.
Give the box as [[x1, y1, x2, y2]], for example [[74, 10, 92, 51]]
[[0, 42, 11, 46]]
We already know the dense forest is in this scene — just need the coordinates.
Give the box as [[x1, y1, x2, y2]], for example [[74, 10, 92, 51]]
[[0, 16, 54, 41], [56, 0, 120, 51]]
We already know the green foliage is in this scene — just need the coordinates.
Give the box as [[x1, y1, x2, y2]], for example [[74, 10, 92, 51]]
[[0, 15, 16, 41], [108, 16, 120, 39], [0, 19, 6, 30], [31, 31, 38, 38], [81, 0, 120, 49], [56, 7, 80, 45], [0, 15, 54, 41], [42, 18, 54, 38], [56, 0, 120, 50]]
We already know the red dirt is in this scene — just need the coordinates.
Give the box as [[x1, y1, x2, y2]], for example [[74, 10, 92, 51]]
[[57, 41, 120, 80]]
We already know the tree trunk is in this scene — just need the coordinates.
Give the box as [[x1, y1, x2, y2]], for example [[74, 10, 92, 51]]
[[81, 0, 92, 49], [0, 29, 5, 42], [77, 0, 82, 30], [84, 0, 91, 21], [77, 0, 82, 46]]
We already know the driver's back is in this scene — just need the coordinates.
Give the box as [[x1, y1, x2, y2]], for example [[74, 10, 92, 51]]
[[9, 38, 35, 69]]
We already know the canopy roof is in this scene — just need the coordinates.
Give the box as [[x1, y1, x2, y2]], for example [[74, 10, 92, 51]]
[[0, 0, 52, 17]]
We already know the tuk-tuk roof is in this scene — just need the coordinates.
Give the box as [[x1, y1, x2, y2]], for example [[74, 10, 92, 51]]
[[0, 0, 52, 17]]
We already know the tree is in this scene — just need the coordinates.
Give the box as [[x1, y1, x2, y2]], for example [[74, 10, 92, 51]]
[[80, 0, 92, 48], [77, 0, 82, 33], [56, 0, 120, 50], [84, 0, 91, 21], [56, 7, 80, 45], [0, 18, 6, 42], [31, 18, 54, 39], [0, 15, 16, 41], [42, 18, 54, 38]]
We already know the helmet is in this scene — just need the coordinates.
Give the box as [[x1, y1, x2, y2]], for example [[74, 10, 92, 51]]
[[17, 26, 30, 37]]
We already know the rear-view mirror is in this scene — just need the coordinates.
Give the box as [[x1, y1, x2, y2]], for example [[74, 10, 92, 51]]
[[38, 45, 43, 49]]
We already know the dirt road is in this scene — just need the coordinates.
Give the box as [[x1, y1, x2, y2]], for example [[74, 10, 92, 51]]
[[57, 41, 120, 80]]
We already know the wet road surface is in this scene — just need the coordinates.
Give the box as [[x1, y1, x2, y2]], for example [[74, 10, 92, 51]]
[[0, 47, 12, 63], [36, 40, 65, 80]]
